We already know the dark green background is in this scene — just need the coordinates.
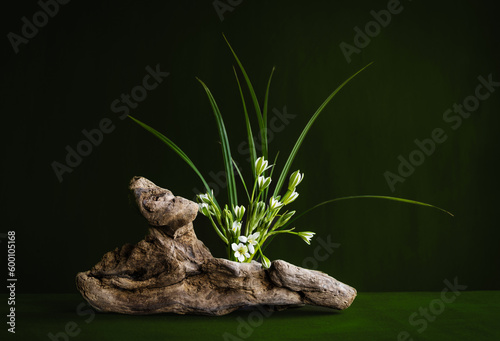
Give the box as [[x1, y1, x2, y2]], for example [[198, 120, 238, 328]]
[[2, 0, 499, 297]]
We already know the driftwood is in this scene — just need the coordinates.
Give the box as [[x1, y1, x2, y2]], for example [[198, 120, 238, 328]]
[[75, 176, 357, 315]]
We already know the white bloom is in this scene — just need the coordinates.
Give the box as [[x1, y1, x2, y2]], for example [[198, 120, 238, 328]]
[[288, 170, 304, 190], [282, 190, 299, 205], [233, 205, 246, 221], [232, 243, 250, 262], [255, 157, 272, 176], [239, 232, 260, 254], [298, 231, 315, 245], [231, 221, 242, 234], [246, 232, 260, 245], [269, 197, 283, 211], [257, 176, 272, 191]]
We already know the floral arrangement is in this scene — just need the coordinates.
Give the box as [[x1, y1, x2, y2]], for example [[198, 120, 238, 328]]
[[129, 35, 452, 268], [197, 157, 311, 266]]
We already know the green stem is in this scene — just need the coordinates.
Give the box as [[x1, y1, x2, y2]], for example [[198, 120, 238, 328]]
[[247, 234, 268, 262], [264, 153, 279, 202], [227, 242, 233, 261], [208, 214, 228, 244], [250, 176, 259, 203]]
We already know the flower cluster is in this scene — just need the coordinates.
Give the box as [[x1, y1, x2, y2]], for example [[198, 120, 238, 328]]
[[232, 232, 259, 262], [197, 156, 315, 267]]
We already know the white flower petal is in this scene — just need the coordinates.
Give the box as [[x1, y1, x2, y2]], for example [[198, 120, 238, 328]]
[[250, 232, 260, 240], [232, 243, 239, 251], [238, 236, 247, 243], [248, 244, 255, 254], [238, 254, 245, 262]]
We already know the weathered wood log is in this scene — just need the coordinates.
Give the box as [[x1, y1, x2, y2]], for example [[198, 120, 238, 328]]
[[75, 176, 357, 315]]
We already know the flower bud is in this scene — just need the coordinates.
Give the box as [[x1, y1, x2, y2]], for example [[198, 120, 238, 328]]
[[269, 197, 283, 211], [255, 201, 267, 220], [274, 210, 296, 229], [199, 203, 212, 217], [233, 205, 246, 221], [197, 193, 212, 204], [260, 254, 271, 269], [282, 190, 299, 205], [257, 176, 272, 191], [255, 156, 271, 176], [288, 170, 304, 190], [223, 205, 233, 221], [298, 231, 315, 245]]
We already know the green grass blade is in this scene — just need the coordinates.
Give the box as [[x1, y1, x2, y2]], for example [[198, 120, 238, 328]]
[[128, 115, 212, 194], [232, 158, 250, 201], [196, 78, 238, 209], [261, 195, 453, 253], [273, 62, 374, 197], [262, 67, 276, 162], [282, 195, 454, 229], [264, 151, 280, 201], [233, 66, 257, 179], [223, 33, 267, 160]]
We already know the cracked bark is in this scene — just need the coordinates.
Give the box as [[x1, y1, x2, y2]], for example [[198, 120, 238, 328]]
[[75, 176, 357, 315]]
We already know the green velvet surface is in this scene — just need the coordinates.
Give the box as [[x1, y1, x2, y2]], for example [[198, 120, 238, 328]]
[[3, 292, 499, 341]]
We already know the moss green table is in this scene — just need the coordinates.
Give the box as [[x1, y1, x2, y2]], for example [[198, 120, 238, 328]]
[[3, 292, 499, 341]]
